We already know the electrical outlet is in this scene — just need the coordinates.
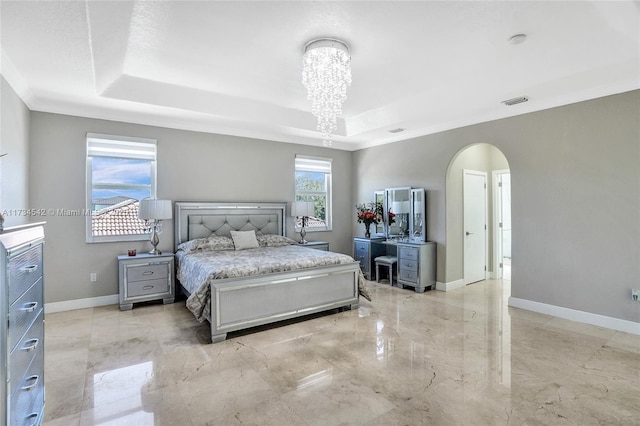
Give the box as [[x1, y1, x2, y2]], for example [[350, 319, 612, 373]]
[[90, 272, 97, 282], [632, 289, 639, 302]]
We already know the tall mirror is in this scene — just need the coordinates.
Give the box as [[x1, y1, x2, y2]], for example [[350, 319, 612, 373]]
[[410, 188, 426, 242], [374, 191, 385, 236], [384, 187, 411, 239]]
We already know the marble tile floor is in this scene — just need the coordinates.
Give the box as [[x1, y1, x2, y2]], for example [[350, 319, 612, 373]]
[[42, 279, 640, 426]]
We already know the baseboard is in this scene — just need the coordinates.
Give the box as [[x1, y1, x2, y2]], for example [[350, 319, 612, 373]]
[[509, 297, 640, 336], [435, 279, 465, 292], [45, 294, 119, 314]]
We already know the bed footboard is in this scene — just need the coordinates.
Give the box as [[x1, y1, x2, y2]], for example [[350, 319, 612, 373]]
[[208, 263, 360, 342]]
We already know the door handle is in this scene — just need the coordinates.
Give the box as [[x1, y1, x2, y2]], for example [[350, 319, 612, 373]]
[[466, 231, 474, 236]]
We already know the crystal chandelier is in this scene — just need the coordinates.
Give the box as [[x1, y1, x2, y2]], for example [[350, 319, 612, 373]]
[[302, 38, 352, 147]]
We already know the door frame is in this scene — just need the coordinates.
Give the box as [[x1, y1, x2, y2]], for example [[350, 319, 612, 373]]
[[492, 169, 510, 279], [463, 169, 487, 285]]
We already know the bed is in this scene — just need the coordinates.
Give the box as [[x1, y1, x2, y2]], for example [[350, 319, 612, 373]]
[[174, 202, 364, 343]]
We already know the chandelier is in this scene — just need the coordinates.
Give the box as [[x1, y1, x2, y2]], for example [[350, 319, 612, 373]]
[[302, 38, 352, 147]]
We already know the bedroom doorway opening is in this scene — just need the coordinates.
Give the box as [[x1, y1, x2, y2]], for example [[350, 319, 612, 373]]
[[445, 143, 510, 289]]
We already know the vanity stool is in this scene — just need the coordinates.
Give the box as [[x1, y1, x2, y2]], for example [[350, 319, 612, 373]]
[[375, 255, 398, 286]]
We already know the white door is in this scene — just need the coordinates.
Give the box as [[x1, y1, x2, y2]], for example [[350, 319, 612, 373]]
[[463, 170, 487, 284]]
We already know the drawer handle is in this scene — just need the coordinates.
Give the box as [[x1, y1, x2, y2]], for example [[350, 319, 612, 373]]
[[20, 301, 39, 312], [26, 412, 39, 426], [22, 265, 39, 273], [22, 338, 39, 352], [142, 271, 154, 276], [407, 263, 414, 268], [24, 413, 40, 426], [142, 285, 155, 290], [21, 375, 39, 392]]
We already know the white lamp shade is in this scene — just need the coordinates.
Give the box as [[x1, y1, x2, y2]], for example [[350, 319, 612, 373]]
[[291, 201, 314, 217], [138, 199, 172, 220]]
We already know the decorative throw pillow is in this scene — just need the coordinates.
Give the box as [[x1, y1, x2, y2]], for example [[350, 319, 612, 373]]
[[230, 230, 260, 250]]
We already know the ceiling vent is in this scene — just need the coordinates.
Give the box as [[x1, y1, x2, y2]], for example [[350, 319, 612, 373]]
[[388, 128, 406, 133], [501, 96, 529, 106]]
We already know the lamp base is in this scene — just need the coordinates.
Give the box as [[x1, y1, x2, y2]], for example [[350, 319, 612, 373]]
[[298, 226, 307, 244], [148, 226, 161, 255]]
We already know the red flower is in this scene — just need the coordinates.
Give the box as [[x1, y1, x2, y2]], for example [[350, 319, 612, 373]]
[[356, 203, 379, 225]]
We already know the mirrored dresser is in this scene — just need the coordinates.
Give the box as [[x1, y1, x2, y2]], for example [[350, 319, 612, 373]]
[[1, 223, 46, 426]]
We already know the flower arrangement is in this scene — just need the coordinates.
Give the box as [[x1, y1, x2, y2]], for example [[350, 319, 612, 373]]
[[356, 202, 380, 237], [356, 202, 379, 225]]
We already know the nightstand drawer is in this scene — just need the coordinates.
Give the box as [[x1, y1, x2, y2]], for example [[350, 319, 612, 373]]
[[9, 244, 43, 305], [127, 278, 170, 298], [126, 263, 169, 282]]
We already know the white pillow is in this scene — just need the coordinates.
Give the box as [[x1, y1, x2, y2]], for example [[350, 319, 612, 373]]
[[230, 230, 260, 250]]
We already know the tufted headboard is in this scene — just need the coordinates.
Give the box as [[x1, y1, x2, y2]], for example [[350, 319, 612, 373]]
[[174, 202, 287, 250]]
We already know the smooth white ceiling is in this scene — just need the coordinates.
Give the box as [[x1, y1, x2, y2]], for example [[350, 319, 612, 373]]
[[1, 1, 639, 150]]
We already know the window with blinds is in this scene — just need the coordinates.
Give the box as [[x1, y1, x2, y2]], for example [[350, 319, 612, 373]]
[[86, 133, 157, 242], [294, 155, 332, 231]]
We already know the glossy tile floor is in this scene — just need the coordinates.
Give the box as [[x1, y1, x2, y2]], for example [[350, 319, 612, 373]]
[[42, 279, 639, 425]]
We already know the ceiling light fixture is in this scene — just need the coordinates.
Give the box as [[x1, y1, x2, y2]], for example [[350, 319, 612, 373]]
[[302, 38, 352, 147]]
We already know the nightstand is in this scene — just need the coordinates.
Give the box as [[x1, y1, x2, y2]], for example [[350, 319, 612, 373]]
[[118, 253, 175, 310], [301, 241, 329, 251]]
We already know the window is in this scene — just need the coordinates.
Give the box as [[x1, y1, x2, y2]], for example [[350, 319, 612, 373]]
[[295, 155, 332, 231], [86, 133, 157, 242]]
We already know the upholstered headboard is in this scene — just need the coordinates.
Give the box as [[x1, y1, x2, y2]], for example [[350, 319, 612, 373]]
[[174, 202, 287, 250]]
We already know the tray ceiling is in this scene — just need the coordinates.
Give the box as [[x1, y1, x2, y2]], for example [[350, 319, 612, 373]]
[[1, 1, 638, 150]]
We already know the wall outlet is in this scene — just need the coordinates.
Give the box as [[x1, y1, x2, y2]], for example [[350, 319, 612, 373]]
[[632, 289, 639, 302], [90, 272, 97, 282]]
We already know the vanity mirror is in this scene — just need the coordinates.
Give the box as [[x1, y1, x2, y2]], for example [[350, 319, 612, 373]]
[[374, 191, 385, 236], [384, 187, 411, 239], [410, 188, 426, 242]]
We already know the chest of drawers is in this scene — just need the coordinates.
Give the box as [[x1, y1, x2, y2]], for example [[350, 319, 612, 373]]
[[397, 241, 436, 293], [1, 223, 46, 426]]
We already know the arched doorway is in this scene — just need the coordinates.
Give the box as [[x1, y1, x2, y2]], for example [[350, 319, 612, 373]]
[[444, 143, 510, 289]]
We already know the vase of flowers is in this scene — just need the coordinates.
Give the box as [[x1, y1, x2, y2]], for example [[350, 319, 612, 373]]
[[356, 202, 380, 238]]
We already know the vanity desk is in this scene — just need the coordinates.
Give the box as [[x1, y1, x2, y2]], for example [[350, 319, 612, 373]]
[[355, 186, 435, 292], [353, 238, 436, 292]]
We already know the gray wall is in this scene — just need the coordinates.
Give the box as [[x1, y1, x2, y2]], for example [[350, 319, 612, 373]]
[[0, 76, 30, 227], [353, 89, 640, 323], [29, 112, 353, 304]]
